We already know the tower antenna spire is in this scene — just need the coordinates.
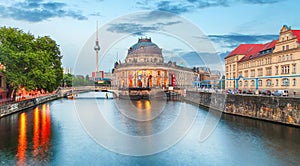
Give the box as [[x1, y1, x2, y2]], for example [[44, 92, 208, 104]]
[[94, 21, 100, 72]]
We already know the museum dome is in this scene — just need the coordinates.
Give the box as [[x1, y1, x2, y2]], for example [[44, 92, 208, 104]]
[[125, 38, 164, 64]]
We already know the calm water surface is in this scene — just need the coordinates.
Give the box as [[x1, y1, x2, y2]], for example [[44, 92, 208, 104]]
[[0, 92, 299, 165]]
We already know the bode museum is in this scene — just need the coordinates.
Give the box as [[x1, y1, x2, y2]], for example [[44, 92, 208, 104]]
[[112, 38, 195, 89]]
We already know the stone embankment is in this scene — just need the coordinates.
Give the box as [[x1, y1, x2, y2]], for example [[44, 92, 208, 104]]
[[184, 91, 300, 127], [0, 94, 58, 118]]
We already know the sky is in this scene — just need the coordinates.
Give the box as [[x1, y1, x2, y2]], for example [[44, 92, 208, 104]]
[[0, 0, 300, 75]]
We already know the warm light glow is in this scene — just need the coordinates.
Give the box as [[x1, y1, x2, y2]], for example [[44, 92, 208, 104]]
[[136, 100, 142, 111], [17, 112, 27, 165], [145, 100, 151, 110], [33, 107, 40, 157], [138, 70, 142, 75], [41, 104, 51, 152]]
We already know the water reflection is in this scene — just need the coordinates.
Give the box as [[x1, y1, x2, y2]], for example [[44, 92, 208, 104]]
[[17, 112, 27, 165], [33, 107, 40, 158], [0, 95, 300, 164], [14, 104, 52, 165]]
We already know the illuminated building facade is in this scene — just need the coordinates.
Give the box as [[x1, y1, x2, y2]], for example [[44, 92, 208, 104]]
[[112, 38, 194, 89], [225, 25, 300, 93]]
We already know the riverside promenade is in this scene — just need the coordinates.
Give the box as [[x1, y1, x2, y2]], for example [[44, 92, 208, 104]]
[[0, 93, 59, 118]]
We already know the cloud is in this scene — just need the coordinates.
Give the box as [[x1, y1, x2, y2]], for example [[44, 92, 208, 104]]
[[242, 0, 281, 4], [186, 0, 229, 8], [106, 23, 159, 36], [136, 0, 281, 16], [106, 21, 182, 36], [156, 1, 193, 14], [208, 34, 278, 48], [0, 0, 87, 22]]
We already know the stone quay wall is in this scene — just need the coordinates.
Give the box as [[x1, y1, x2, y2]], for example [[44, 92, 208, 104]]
[[184, 91, 300, 127], [0, 94, 58, 118]]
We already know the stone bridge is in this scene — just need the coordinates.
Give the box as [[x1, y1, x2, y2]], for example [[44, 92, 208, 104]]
[[58, 86, 119, 98]]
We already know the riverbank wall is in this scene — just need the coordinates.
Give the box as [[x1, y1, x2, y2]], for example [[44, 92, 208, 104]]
[[0, 94, 58, 118], [184, 91, 300, 127]]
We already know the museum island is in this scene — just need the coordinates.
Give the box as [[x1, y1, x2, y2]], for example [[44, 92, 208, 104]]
[[112, 37, 204, 89]]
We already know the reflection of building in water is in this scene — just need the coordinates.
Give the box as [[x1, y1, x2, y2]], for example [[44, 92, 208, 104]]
[[17, 112, 27, 165], [112, 38, 195, 89], [17, 104, 51, 165]]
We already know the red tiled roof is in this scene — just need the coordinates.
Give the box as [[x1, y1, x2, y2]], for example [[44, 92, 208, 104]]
[[225, 44, 261, 59], [225, 40, 277, 62], [261, 40, 277, 51], [292, 30, 300, 43]]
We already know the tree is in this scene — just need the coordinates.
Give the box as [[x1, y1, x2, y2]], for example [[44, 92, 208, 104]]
[[63, 73, 73, 87], [0, 27, 63, 98]]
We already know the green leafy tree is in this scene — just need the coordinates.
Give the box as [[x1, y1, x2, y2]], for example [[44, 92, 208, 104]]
[[63, 73, 73, 87], [0, 27, 63, 99]]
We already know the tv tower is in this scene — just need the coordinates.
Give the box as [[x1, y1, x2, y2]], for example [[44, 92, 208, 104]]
[[94, 21, 100, 72]]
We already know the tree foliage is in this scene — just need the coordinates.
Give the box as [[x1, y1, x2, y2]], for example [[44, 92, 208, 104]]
[[0, 27, 63, 92]]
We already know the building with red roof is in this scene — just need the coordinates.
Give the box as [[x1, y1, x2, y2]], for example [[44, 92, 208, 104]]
[[225, 25, 300, 94]]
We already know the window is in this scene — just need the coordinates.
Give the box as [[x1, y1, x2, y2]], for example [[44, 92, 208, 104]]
[[275, 66, 279, 75], [290, 54, 293, 60], [267, 79, 272, 86], [244, 70, 249, 78], [282, 78, 289, 86], [276, 79, 279, 86], [245, 81, 248, 87], [239, 81, 243, 87], [250, 70, 255, 77], [286, 45, 289, 50], [279, 56, 281, 62], [258, 80, 262, 86], [251, 80, 255, 86], [281, 65, 290, 74], [258, 68, 263, 76], [265, 67, 272, 76], [293, 64, 296, 73], [282, 46, 285, 51], [293, 79, 296, 86]]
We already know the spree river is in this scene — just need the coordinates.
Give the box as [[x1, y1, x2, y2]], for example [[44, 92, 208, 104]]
[[0, 92, 299, 165]]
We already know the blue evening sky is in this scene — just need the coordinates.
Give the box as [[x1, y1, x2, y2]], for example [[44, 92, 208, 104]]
[[0, 0, 299, 75]]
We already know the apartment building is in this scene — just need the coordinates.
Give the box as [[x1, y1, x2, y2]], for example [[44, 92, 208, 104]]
[[225, 25, 300, 93]]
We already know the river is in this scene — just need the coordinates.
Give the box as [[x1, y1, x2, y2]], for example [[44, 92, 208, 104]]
[[0, 92, 299, 165]]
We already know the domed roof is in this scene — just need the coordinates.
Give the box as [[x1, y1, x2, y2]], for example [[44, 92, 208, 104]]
[[128, 38, 162, 56]]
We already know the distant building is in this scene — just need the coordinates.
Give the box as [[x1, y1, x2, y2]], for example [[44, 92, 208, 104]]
[[63, 67, 72, 74], [0, 63, 7, 101], [112, 38, 195, 89], [225, 25, 300, 93], [192, 67, 221, 88]]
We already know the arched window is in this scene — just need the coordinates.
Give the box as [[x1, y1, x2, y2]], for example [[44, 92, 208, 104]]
[[258, 80, 262, 86], [282, 78, 289, 86], [266, 79, 272, 86], [245, 81, 248, 87], [293, 79, 296, 86], [251, 80, 255, 86]]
